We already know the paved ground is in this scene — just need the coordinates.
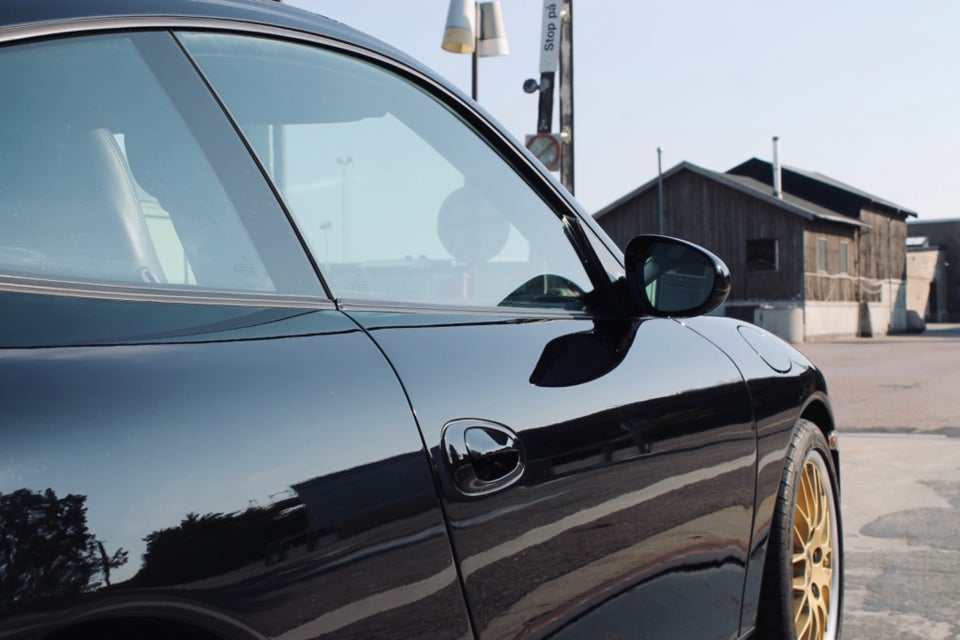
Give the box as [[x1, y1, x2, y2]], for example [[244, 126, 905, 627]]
[[798, 324, 960, 639], [800, 323, 960, 436]]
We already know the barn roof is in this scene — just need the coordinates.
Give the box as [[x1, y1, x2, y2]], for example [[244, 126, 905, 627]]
[[727, 158, 918, 219], [594, 160, 868, 228]]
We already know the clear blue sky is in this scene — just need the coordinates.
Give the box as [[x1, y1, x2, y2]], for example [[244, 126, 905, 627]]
[[287, 0, 958, 220]]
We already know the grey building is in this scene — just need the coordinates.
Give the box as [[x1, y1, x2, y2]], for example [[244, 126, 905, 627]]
[[907, 218, 960, 321]]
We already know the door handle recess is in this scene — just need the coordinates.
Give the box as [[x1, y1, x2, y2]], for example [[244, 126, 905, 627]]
[[441, 420, 525, 496]]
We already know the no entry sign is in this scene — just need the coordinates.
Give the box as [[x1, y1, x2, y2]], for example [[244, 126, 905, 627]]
[[525, 133, 561, 172]]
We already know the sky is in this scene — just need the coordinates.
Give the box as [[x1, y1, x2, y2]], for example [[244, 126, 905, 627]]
[[286, 1, 959, 221]]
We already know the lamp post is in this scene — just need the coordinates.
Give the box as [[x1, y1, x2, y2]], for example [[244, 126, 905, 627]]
[[442, 0, 509, 102], [336, 156, 352, 263]]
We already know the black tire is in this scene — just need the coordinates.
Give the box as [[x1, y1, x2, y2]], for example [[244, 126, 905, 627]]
[[756, 419, 843, 639]]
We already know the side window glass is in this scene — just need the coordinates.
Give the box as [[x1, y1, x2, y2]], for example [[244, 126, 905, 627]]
[[0, 34, 317, 297], [179, 32, 593, 310]]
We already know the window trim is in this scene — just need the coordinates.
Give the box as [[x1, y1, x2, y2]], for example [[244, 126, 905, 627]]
[[0, 16, 616, 315], [816, 237, 829, 273], [172, 24, 618, 315], [839, 240, 850, 274], [0, 274, 334, 309], [0, 28, 329, 305]]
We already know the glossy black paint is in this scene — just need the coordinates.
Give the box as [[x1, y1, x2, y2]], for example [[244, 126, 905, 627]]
[[350, 310, 757, 639], [0, 2, 838, 638], [0, 307, 471, 638], [682, 315, 834, 634], [0, 290, 334, 348]]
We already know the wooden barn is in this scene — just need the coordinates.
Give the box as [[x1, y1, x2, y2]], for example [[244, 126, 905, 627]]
[[595, 159, 917, 341]]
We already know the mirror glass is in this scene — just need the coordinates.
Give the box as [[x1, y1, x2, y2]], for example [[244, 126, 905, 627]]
[[640, 242, 716, 313]]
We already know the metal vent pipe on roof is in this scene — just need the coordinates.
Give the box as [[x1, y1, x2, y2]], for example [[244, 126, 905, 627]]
[[772, 136, 782, 199]]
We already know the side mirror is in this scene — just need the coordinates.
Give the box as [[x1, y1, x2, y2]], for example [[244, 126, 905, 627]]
[[624, 234, 731, 318]]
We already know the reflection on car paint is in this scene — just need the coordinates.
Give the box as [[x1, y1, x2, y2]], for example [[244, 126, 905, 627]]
[[0, 312, 472, 637], [352, 312, 757, 638]]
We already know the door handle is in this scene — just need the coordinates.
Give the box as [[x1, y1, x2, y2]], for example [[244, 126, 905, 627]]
[[441, 420, 525, 496]]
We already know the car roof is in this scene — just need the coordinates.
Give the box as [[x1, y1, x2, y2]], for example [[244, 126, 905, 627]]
[[0, 0, 427, 77]]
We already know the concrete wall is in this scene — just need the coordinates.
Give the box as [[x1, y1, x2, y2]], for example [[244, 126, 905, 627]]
[[804, 302, 860, 341], [858, 280, 908, 336], [756, 304, 805, 343], [725, 286, 907, 342], [907, 248, 947, 321], [723, 301, 805, 343], [802, 279, 907, 340], [908, 219, 960, 321]]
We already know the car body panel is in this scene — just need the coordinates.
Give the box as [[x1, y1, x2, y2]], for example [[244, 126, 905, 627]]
[[0, 305, 472, 638], [349, 310, 757, 639], [682, 315, 834, 634]]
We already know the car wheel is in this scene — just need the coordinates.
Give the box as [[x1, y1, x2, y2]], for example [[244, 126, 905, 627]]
[[757, 419, 842, 639]]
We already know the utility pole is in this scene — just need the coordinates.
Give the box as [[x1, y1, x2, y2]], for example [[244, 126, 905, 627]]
[[657, 147, 664, 234], [558, 0, 574, 194], [337, 156, 352, 262]]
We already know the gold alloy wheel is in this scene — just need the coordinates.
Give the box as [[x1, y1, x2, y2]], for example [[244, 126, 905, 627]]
[[792, 454, 837, 640]]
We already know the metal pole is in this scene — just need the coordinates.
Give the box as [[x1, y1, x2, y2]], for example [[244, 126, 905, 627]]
[[337, 156, 352, 262], [559, 0, 573, 194], [657, 147, 664, 234], [536, 72, 554, 133], [471, 2, 479, 100], [472, 49, 478, 100]]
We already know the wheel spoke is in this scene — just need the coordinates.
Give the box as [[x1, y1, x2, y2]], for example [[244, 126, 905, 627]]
[[814, 597, 829, 638], [795, 596, 812, 640], [795, 454, 837, 638]]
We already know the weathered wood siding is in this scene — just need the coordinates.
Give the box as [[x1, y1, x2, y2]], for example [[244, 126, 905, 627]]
[[858, 207, 907, 281], [596, 169, 805, 302], [802, 222, 859, 302]]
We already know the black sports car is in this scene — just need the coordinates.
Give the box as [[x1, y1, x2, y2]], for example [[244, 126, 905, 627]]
[[0, 2, 842, 638]]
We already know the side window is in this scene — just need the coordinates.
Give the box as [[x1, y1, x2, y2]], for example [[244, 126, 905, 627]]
[[746, 238, 779, 272], [179, 32, 593, 310], [0, 33, 319, 297]]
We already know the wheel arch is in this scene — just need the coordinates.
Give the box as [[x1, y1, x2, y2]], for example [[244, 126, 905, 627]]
[[799, 393, 840, 492], [41, 599, 267, 640], [45, 617, 228, 640]]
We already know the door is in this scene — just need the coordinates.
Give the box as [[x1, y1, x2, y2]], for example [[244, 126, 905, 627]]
[[0, 31, 470, 639], [182, 30, 759, 639], [352, 315, 757, 640]]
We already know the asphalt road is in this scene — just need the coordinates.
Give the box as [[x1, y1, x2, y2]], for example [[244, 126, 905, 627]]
[[798, 324, 960, 639]]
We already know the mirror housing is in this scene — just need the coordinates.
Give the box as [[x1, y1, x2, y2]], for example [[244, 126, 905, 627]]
[[623, 234, 731, 318]]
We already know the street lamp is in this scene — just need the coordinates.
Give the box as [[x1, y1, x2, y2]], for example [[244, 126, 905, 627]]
[[441, 0, 509, 101], [336, 156, 352, 263]]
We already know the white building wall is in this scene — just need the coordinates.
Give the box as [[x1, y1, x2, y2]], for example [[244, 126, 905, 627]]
[[860, 280, 908, 336], [720, 279, 907, 343], [804, 302, 860, 341]]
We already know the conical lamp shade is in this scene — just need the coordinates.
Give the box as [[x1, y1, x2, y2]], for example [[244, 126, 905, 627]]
[[442, 0, 476, 54], [477, 1, 509, 57]]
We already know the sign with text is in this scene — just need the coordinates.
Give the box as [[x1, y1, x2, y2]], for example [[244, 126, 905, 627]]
[[539, 1, 560, 73]]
